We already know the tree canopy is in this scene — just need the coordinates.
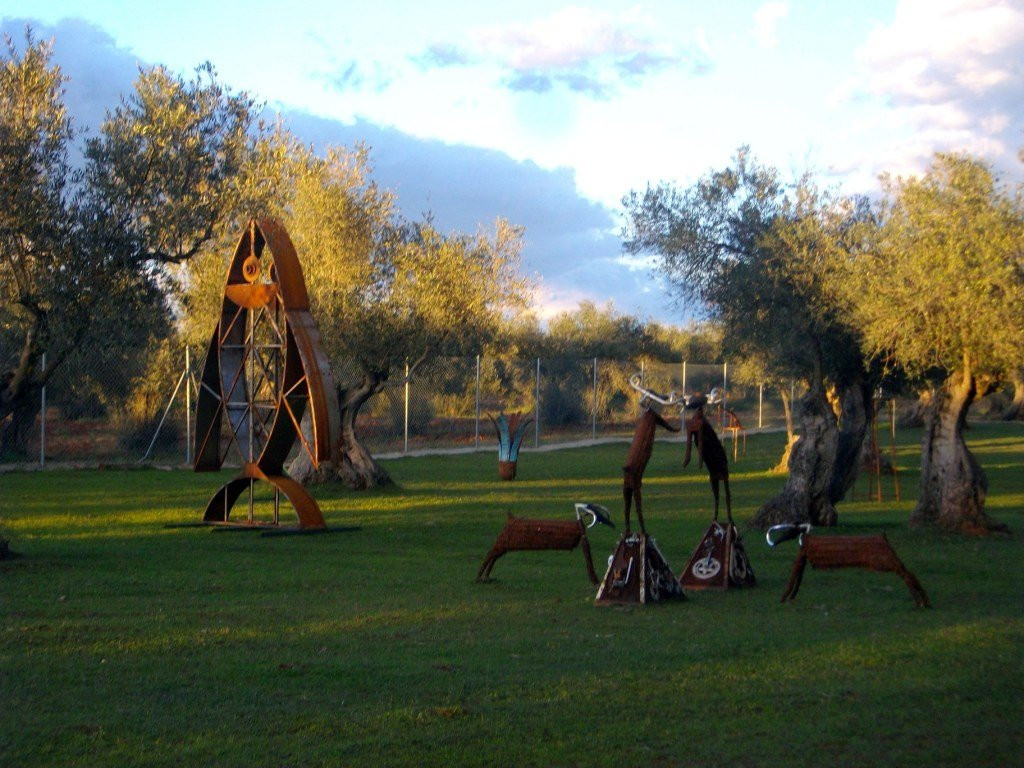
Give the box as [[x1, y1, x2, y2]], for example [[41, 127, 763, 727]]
[[622, 147, 864, 388], [1, 30, 287, 457], [844, 153, 1024, 381]]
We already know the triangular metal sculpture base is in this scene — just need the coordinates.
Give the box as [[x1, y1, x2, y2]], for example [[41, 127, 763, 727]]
[[595, 532, 686, 605], [679, 521, 756, 590]]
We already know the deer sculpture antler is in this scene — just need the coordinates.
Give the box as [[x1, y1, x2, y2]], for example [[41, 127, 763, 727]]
[[628, 374, 681, 407]]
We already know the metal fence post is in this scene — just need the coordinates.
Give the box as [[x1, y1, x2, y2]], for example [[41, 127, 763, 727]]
[[682, 360, 687, 394], [722, 362, 728, 426], [403, 362, 410, 454], [185, 346, 192, 465], [474, 354, 481, 450], [39, 352, 46, 468], [758, 383, 763, 429], [592, 357, 598, 439], [534, 357, 540, 448]]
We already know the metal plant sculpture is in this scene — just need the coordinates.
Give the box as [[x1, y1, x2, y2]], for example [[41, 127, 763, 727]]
[[489, 411, 532, 480], [193, 219, 340, 529], [476, 502, 614, 584], [767, 524, 930, 607]]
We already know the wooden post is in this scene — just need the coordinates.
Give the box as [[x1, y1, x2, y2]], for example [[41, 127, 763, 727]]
[[475, 354, 481, 450], [185, 346, 192, 465], [39, 352, 46, 468], [534, 357, 540, 448], [758, 383, 763, 429]]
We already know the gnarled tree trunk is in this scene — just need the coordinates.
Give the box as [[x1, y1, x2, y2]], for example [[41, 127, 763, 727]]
[[754, 383, 840, 529], [1002, 368, 1024, 421], [289, 374, 394, 490], [0, 395, 39, 459], [828, 378, 873, 504], [912, 368, 1007, 535], [771, 384, 798, 474], [1, 328, 46, 460], [754, 377, 871, 530]]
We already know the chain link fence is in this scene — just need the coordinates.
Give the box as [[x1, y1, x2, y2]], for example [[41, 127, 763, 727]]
[[1, 341, 792, 468]]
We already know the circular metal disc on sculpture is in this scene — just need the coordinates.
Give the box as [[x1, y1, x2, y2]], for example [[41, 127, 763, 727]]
[[193, 218, 339, 529]]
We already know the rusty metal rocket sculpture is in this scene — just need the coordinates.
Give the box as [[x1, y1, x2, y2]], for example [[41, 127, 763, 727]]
[[193, 218, 339, 529]]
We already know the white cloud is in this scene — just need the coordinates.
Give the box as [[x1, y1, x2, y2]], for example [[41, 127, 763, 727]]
[[463, 5, 709, 97], [753, 2, 789, 49], [838, 0, 1024, 183], [477, 6, 650, 71]]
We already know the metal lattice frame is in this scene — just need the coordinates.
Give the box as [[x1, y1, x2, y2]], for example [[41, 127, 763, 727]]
[[193, 219, 339, 528]]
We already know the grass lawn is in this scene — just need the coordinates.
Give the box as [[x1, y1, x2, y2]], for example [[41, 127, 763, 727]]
[[1, 422, 1022, 767]]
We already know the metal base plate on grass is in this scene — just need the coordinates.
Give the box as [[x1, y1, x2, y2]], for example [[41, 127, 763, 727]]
[[164, 521, 361, 538]]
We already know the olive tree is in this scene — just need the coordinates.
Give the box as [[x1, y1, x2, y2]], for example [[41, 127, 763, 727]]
[[0, 32, 76, 456], [0, 32, 169, 457], [1, 29, 276, 457], [843, 153, 1023, 534]]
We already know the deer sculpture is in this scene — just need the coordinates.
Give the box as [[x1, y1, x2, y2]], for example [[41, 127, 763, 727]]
[[767, 523, 930, 607], [624, 375, 681, 534], [476, 502, 615, 584], [682, 391, 733, 524]]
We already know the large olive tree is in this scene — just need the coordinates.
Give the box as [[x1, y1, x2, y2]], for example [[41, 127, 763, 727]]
[[0, 32, 77, 456], [1, 30, 270, 458], [844, 153, 1023, 534], [0, 32, 170, 457]]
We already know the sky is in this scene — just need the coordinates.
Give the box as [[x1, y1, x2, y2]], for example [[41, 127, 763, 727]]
[[3, 0, 1023, 325]]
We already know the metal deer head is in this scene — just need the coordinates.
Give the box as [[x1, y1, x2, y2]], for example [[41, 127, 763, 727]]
[[628, 374, 681, 408], [575, 502, 615, 529], [683, 393, 707, 412]]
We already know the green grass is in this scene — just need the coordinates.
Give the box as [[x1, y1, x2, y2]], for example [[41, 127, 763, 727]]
[[1, 423, 1022, 767]]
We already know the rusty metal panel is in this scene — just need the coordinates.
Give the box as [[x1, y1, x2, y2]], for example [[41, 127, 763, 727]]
[[679, 521, 756, 591], [595, 533, 685, 605]]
